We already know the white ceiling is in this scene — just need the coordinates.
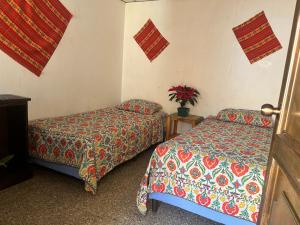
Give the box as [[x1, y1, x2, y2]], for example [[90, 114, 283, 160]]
[[121, 0, 159, 3]]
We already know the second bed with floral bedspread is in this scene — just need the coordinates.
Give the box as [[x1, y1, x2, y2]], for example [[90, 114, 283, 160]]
[[137, 116, 273, 223], [29, 107, 163, 194]]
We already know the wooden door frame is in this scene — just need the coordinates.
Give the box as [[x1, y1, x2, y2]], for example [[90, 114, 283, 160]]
[[258, 1, 300, 224]]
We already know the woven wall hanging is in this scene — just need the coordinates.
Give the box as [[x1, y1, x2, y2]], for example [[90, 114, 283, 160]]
[[134, 19, 169, 62], [0, 0, 72, 76], [233, 11, 282, 64]]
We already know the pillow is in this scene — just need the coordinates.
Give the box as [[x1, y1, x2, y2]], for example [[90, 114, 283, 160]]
[[117, 99, 162, 115], [216, 108, 273, 128]]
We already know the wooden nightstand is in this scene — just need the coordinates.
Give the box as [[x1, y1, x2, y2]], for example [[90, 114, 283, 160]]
[[166, 113, 204, 140]]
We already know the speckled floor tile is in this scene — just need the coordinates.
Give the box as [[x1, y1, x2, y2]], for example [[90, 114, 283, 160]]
[[0, 149, 222, 225]]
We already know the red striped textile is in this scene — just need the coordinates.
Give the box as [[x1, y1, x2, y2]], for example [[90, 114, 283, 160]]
[[0, 0, 72, 76], [233, 11, 282, 64], [134, 19, 169, 62]]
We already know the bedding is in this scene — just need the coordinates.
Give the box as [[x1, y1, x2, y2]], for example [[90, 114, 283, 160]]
[[116, 99, 162, 115], [137, 117, 273, 223], [216, 108, 273, 128], [29, 107, 163, 194]]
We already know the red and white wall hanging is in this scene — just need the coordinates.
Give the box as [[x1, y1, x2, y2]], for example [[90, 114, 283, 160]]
[[233, 11, 282, 64], [0, 0, 72, 76], [134, 19, 169, 62]]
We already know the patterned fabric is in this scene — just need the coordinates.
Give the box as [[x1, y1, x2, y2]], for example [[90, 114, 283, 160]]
[[29, 107, 164, 194], [117, 99, 162, 115], [134, 19, 169, 62], [216, 108, 273, 128], [233, 11, 282, 64], [137, 118, 273, 223], [0, 0, 72, 76]]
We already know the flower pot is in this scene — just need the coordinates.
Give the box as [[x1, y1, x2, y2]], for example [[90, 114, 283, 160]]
[[177, 107, 190, 117]]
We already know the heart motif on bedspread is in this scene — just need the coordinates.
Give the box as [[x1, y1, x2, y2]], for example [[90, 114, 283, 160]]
[[203, 156, 219, 169], [156, 146, 169, 157], [231, 163, 249, 177], [151, 183, 165, 193], [196, 194, 211, 207], [261, 118, 272, 127], [178, 149, 193, 163], [243, 115, 254, 124], [174, 187, 186, 198], [228, 113, 237, 121], [222, 201, 239, 216]]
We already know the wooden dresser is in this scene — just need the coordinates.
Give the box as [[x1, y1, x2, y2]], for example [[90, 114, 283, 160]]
[[0, 95, 32, 190]]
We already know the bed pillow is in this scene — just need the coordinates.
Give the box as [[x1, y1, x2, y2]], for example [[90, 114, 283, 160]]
[[117, 99, 162, 115], [216, 108, 273, 128]]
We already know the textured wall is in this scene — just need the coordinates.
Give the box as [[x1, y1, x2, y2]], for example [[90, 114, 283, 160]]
[[0, 0, 125, 120], [122, 0, 296, 117]]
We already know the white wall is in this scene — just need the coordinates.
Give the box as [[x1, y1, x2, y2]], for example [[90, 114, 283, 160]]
[[122, 0, 296, 117], [0, 0, 125, 120]]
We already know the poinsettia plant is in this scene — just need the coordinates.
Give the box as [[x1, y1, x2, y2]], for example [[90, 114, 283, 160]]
[[168, 85, 200, 107]]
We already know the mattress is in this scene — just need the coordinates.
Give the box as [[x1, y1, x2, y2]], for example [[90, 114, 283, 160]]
[[137, 117, 273, 223], [29, 107, 164, 194]]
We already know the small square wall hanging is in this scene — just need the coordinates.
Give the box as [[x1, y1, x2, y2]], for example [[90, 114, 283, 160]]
[[134, 19, 169, 62], [0, 0, 72, 76], [233, 11, 282, 64]]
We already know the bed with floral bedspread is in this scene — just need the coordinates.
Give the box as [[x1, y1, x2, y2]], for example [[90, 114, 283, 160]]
[[29, 106, 163, 194], [137, 110, 273, 223]]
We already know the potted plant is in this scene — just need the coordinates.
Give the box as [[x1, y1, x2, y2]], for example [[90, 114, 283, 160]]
[[168, 85, 200, 117]]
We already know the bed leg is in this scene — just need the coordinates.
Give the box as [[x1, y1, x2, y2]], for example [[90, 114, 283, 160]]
[[152, 199, 159, 213]]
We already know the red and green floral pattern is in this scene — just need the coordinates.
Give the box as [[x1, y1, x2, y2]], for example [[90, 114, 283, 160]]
[[117, 99, 162, 115], [216, 108, 273, 128], [29, 107, 163, 194], [137, 117, 273, 223]]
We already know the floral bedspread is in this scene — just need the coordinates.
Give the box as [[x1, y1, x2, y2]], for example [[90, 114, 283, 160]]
[[29, 107, 163, 194], [137, 117, 273, 223]]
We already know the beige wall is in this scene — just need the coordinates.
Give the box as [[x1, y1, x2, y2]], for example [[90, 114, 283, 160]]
[[0, 0, 125, 120], [122, 0, 296, 117]]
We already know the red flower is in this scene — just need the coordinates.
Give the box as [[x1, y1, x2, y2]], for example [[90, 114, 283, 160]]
[[216, 174, 228, 187], [251, 212, 259, 223], [87, 165, 96, 176], [174, 187, 186, 198], [233, 181, 240, 189], [246, 182, 260, 195], [95, 134, 102, 142], [222, 201, 239, 216], [53, 147, 60, 157], [196, 194, 211, 206], [168, 85, 200, 107], [190, 167, 201, 179], [261, 118, 271, 127], [203, 156, 219, 169], [156, 146, 169, 157], [38, 144, 47, 154], [228, 113, 237, 121], [99, 166, 107, 177], [178, 149, 193, 163], [243, 115, 254, 124], [152, 183, 165, 193], [167, 160, 176, 172], [99, 149, 106, 160], [65, 149, 75, 160], [231, 163, 249, 177]]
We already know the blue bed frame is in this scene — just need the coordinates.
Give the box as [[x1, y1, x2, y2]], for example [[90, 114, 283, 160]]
[[149, 192, 256, 225], [29, 158, 82, 180]]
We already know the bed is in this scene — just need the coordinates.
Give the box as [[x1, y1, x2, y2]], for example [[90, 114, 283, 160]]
[[137, 109, 274, 225], [28, 99, 164, 194]]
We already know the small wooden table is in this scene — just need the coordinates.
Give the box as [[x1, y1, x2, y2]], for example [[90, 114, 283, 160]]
[[166, 113, 204, 140]]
